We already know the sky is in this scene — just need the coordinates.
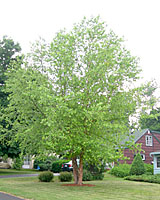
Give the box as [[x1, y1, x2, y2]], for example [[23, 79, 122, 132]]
[[1, 0, 160, 86]]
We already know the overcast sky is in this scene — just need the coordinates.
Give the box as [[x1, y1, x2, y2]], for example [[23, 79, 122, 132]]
[[1, 0, 160, 86]]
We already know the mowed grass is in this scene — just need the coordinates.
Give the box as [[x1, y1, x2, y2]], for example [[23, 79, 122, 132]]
[[0, 169, 39, 176], [0, 173, 160, 200]]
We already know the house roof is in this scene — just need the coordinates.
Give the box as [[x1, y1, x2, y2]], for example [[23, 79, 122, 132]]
[[132, 129, 149, 143], [121, 128, 160, 147], [127, 128, 160, 144]]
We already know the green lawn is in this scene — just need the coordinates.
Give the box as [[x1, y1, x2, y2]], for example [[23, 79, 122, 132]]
[[0, 173, 160, 200], [0, 169, 39, 176]]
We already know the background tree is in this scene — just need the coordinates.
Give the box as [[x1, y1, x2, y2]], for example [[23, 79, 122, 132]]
[[139, 80, 159, 131], [0, 36, 21, 158], [4, 16, 143, 185], [140, 107, 160, 132]]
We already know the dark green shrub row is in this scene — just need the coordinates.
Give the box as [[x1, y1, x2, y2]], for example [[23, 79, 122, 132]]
[[52, 160, 70, 173], [38, 171, 54, 182], [34, 158, 69, 172], [58, 172, 72, 182], [109, 163, 153, 178], [125, 174, 160, 184]]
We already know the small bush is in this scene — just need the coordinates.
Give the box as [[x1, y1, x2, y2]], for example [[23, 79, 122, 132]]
[[12, 158, 23, 170], [144, 163, 153, 175], [109, 164, 131, 178], [129, 153, 146, 175], [51, 160, 70, 173], [58, 172, 72, 182], [38, 171, 54, 182], [83, 169, 93, 181]]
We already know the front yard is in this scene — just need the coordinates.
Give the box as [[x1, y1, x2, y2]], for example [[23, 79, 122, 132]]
[[0, 173, 160, 200]]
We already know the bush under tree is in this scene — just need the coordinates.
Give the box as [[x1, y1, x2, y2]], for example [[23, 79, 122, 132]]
[[38, 171, 54, 182], [58, 172, 72, 182], [129, 153, 146, 175]]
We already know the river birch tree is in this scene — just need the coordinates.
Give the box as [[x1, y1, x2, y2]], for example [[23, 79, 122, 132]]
[[4, 16, 142, 185]]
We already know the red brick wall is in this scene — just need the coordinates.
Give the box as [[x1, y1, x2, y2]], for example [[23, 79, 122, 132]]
[[119, 131, 160, 164]]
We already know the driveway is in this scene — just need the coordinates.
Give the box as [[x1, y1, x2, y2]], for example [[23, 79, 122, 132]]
[[0, 192, 26, 200]]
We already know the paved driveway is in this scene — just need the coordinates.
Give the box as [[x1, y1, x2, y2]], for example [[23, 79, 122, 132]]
[[0, 192, 25, 200]]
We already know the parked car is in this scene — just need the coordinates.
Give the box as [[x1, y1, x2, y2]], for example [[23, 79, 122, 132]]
[[62, 160, 73, 172]]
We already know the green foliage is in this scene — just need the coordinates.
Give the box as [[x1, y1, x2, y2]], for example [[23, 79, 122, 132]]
[[140, 107, 160, 132], [144, 163, 153, 175], [34, 157, 57, 171], [0, 36, 21, 159], [83, 161, 105, 180], [125, 174, 160, 184], [109, 164, 131, 178], [38, 171, 54, 182], [12, 157, 23, 170], [58, 172, 72, 182], [3, 16, 146, 184], [129, 153, 146, 175], [51, 160, 70, 173], [82, 169, 93, 181]]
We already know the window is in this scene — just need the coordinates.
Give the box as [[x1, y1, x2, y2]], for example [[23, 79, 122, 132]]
[[23, 155, 30, 165], [146, 135, 153, 146], [141, 154, 145, 161], [157, 157, 160, 168], [134, 154, 145, 160]]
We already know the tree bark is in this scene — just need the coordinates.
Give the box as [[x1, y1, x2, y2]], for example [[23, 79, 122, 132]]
[[72, 157, 79, 184], [77, 154, 83, 185]]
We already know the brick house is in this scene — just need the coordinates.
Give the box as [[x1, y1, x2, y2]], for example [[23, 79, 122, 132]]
[[119, 129, 160, 164]]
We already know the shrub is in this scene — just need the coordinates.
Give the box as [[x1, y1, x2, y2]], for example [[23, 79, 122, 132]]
[[109, 164, 131, 178], [38, 171, 54, 182], [125, 174, 160, 184], [129, 153, 146, 175], [144, 163, 153, 175], [83, 169, 93, 181], [83, 161, 105, 180], [12, 158, 23, 170], [34, 156, 57, 171], [51, 160, 70, 173], [92, 172, 104, 180], [58, 172, 72, 182]]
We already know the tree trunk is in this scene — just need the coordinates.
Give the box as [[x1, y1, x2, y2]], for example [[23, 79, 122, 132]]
[[77, 154, 83, 185], [72, 157, 79, 184]]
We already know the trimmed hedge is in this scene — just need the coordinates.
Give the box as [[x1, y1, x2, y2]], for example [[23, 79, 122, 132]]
[[58, 172, 72, 182], [125, 174, 160, 184], [109, 163, 153, 178], [129, 153, 146, 175], [38, 171, 54, 182]]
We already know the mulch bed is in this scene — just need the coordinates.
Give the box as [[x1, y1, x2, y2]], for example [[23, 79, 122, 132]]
[[62, 183, 95, 187]]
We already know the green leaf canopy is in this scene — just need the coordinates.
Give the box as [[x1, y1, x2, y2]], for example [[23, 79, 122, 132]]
[[4, 16, 141, 164]]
